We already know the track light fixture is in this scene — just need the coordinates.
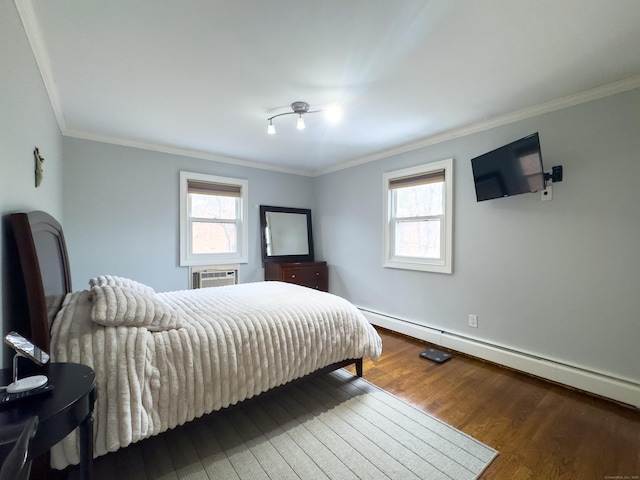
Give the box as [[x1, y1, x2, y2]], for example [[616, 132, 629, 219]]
[[266, 101, 322, 135]]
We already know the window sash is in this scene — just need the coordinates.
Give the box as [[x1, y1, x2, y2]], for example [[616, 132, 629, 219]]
[[190, 220, 238, 254], [188, 192, 239, 221], [188, 201, 241, 254], [391, 216, 443, 260], [187, 186, 241, 255], [390, 176, 445, 261], [390, 182, 444, 219]]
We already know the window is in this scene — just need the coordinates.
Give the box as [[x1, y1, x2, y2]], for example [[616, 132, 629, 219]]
[[180, 171, 248, 266], [383, 158, 453, 273]]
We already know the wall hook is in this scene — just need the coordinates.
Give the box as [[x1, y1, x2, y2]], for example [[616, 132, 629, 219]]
[[34, 147, 45, 187]]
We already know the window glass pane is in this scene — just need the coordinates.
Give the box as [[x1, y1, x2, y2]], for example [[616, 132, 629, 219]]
[[393, 182, 443, 217], [190, 194, 237, 220], [192, 222, 237, 254], [394, 219, 441, 259]]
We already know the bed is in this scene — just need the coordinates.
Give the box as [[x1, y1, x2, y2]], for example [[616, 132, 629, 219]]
[[6, 211, 382, 470]]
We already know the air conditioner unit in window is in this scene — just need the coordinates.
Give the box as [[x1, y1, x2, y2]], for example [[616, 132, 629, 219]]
[[193, 269, 238, 289]]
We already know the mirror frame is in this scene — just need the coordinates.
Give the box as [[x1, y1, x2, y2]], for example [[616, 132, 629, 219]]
[[260, 205, 314, 263]]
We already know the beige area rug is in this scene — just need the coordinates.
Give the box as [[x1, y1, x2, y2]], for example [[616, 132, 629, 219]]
[[78, 369, 498, 480]]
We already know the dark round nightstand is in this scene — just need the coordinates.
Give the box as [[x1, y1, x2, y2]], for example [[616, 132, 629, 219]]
[[1, 362, 96, 479]]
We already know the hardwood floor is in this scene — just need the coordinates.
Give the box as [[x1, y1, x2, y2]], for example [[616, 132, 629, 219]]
[[55, 327, 639, 479], [345, 328, 640, 479]]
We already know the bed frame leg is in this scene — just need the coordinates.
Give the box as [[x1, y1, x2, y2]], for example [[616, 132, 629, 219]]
[[355, 359, 363, 377]]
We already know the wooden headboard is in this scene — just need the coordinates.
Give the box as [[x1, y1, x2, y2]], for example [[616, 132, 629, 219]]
[[7, 211, 72, 352]]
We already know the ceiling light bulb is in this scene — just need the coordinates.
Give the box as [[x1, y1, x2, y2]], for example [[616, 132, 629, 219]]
[[324, 105, 342, 123], [297, 115, 305, 130], [267, 121, 276, 135]]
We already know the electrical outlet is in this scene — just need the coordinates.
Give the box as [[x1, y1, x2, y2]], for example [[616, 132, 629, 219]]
[[541, 184, 553, 201], [468, 314, 478, 328]]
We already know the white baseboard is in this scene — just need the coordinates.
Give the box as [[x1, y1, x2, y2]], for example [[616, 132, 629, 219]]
[[360, 309, 640, 408]]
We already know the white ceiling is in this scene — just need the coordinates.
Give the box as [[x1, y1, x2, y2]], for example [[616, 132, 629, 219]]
[[17, 0, 640, 175]]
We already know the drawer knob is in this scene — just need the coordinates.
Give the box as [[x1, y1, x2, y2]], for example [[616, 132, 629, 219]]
[[291, 274, 296, 278]]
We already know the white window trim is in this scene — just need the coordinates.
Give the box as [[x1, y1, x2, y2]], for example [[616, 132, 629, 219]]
[[383, 158, 453, 274], [179, 171, 249, 266]]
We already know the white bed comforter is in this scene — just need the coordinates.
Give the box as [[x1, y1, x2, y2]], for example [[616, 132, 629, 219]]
[[49, 281, 382, 469]]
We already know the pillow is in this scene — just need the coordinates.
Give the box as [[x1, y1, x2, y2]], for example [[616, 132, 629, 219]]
[[90, 285, 184, 331], [89, 275, 156, 296]]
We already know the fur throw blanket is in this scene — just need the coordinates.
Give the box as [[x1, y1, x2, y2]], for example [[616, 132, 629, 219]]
[[49, 281, 382, 469]]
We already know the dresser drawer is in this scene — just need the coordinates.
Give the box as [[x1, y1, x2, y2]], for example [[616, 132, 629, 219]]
[[283, 266, 324, 283], [265, 261, 328, 292]]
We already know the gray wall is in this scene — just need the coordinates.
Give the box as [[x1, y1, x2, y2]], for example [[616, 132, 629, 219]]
[[1, 2, 64, 367], [315, 88, 640, 384], [62, 138, 316, 292]]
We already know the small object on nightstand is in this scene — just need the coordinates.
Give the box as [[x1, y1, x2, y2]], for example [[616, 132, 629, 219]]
[[3, 331, 50, 394], [420, 348, 452, 363], [1, 384, 54, 406]]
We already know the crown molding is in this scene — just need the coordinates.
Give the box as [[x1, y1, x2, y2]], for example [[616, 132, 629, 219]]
[[59, 74, 640, 178], [15, 0, 68, 132], [313, 74, 640, 177], [63, 74, 640, 179], [63, 129, 312, 177]]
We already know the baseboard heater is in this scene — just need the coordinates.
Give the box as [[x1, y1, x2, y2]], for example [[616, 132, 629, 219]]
[[359, 308, 640, 409]]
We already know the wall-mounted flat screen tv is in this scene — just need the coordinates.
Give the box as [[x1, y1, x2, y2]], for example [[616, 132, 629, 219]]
[[471, 133, 545, 202]]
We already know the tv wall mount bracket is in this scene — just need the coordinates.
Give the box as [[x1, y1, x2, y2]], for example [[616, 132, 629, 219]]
[[544, 165, 563, 184]]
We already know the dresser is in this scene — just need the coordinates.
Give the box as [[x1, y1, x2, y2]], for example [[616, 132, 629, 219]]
[[264, 261, 328, 292]]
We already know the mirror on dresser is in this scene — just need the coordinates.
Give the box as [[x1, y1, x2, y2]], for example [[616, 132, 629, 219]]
[[260, 205, 328, 292], [259, 205, 314, 263]]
